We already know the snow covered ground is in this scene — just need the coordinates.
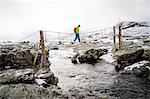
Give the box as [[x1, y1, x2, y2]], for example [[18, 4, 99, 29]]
[[124, 61, 150, 71]]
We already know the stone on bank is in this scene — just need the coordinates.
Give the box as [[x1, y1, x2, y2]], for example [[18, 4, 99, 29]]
[[123, 61, 150, 80], [0, 42, 67, 99], [71, 48, 108, 64]]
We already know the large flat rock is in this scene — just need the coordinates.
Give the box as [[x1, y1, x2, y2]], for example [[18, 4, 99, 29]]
[[0, 84, 68, 99], [71, 48, 108, 64], [115, 47, 144, 69], [0, 69, 34, 85]]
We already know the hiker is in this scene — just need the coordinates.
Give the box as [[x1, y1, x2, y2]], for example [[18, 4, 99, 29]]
[[74, 25, 81, 42]]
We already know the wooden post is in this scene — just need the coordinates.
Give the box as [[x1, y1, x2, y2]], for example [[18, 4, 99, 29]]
[[33, 46, 39, 65], [40, 30, 46, 67], [113, 26, 116, 51], [118, 25, 122, 50]]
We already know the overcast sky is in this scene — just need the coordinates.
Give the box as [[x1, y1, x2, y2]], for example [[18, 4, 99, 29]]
[[0, 0, 150, 41]]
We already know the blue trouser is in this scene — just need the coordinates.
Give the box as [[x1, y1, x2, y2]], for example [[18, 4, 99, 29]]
[[74, 33, 80, 42], [39, 54, 42, 64]]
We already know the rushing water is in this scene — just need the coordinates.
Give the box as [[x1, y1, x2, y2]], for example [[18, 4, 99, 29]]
[[49, 47, 150, 99]]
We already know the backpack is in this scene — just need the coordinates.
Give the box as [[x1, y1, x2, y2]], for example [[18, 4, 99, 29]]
[[74, 27, 76, 33]]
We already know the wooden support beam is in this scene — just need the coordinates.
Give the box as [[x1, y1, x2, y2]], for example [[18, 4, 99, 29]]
[[118, 25, 122, 50], [33, 47, 39, 65], [113, 26, 116, 52], [40, 30, 46, 67]]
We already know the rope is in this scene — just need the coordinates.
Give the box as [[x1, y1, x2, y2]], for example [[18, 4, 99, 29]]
[[81, 26, 112, 34], [45, 32, 74, 42], [44, 26, 114, 42], [18, 31, 39, 41], [45, 30, 73, 34], [16, 26, 114, 43], [44, 26, 112, 35]]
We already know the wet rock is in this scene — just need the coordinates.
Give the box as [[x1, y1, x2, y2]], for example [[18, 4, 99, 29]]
[[123, 61, 150, 80], [0, 43, 54, 85], [0, 43, 66, 99], [35, 69, 58, 86], [109, 72, 150, 99], [0, 49, 31, 70], [15, 49, 33, 68], [0, 69, 35, 84], [142, 49, 150, 61], [51, 46, 59, 50], [115, 47, 144, 70], [133, 65, 150, 79], [71, 49, 108, 64], [79, 49, 108, 64], [124, 61, 149, 71], [0, 84, 68, 99], [71, 58, 78, 64], [0, 43, 50, 70], [71, 53, 79, 64]]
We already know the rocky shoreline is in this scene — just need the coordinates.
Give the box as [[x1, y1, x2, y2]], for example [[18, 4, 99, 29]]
[[0, 42, 67, 99], [114, 42, 150, 80], [0, 39, 150, 99]]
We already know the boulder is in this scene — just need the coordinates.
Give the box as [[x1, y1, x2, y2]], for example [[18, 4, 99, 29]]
[[15, 49, 33, 68], [71, 49, 108, 64], [35, 69, 58, 86], [0, 43, 56, 87], [0, 64, 58, 88], [132, 66, 150, 77], [0, 49, 30, 70], [123, 61, 150, 80], [142, 49, 150, 61], [0, 69, 34, 85], [0, 43, 50, 70], [71, 53, 79, 64], [0, 84, 68, 99], [0, 43, 67, 99], [115, 47, 144, 70]]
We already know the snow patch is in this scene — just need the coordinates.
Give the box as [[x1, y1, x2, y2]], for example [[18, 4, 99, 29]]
[[100, 38, 112, 43], [142, 45, 150, 49], [146, 66, 150, 70], [38, 74, 46, 78], [35, 79, 46, 85], [15, 72, 22, 77], [15, 69, 33, 77], [124, 61, 149, 71]]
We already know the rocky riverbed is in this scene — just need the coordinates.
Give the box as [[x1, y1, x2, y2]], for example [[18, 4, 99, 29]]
[[49, 40, 150, 99], [0, 42, 150, 99], [0, 42, 67, 99], [0, 22, 150, 99]]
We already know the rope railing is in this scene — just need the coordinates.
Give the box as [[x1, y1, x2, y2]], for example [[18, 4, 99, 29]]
[[80, 26, 112, 34], [44, 26, 112, 34], [114, 25, 150, 51], [18, 31, 39, 41], [44, 26, 113, 42], [17, 26, 114, 43], [45, 30, 74, 34], [18, 25, 149, 44]]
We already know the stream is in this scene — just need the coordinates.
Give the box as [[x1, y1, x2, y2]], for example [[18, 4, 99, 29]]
[[49, 47, 150, 99]]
